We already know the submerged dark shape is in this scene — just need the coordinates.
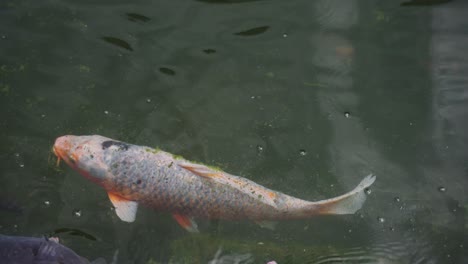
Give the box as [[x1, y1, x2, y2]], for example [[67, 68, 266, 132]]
[[159, 67, 176, 75], [126, 13, 150, 22], [53, 228, 98, 241], [196, 0, 264, 4], [234, 26, 269, 36], [0, 234, 91, 264], [401, 0, 452, 6], [102, 36, 133, 51]]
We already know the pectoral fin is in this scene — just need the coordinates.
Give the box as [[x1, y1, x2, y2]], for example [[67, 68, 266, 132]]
[[107, 192, 138, 222], [172, 213, 199, 233]]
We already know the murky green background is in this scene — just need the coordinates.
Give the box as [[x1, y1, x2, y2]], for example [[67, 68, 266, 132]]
[[1, 0, 467, 263]]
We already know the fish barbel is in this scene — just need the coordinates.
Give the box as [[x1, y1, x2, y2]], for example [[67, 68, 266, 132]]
[[53, 135, 375, 232]]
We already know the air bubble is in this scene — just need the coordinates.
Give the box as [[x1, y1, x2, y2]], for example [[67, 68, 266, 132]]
[[438, 186, 446, 192], [377, 217, 385, 223], [299, 149, 307, 156], [73, 209, 82, 217], [146, 98, 151, 103], [44, 200, 50, 206], [344, 112, 351, 118], [104, 110, 109, 115], [282, 33, 288, 38], [19, 164, 24, 168]]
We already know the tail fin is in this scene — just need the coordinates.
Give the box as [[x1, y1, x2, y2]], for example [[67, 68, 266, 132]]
[[314, 174, 376, 215]]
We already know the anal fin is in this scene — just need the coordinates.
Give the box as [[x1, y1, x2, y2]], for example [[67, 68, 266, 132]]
[[172, 213, 199, 233], [108, 192, 138, 222]]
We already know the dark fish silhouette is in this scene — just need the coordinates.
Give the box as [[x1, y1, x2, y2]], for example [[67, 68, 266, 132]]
[[0, 234, 104, 264]]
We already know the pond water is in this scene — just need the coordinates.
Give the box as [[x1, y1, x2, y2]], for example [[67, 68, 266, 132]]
[[1, 0, 467, 263]]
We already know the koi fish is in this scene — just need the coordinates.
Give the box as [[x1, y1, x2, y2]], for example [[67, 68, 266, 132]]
[[53, 135, 375, 232]]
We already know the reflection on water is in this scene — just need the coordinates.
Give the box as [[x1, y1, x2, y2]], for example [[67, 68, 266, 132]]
[[0, 0, 467, 263]]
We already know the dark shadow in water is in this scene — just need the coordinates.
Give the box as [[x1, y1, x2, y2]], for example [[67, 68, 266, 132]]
[[101, 37, 133, 51], [234, 26, 269, 36], [126, 13, 150, 23], [53, 228, 97, 241], [196, 0, 264, 4], [203, 49, 216, 54], [401, 0, 452, 6], [159, 67, 176, 76]]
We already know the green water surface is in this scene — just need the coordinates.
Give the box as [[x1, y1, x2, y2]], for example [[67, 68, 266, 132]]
[[1, 0, 467, 263]]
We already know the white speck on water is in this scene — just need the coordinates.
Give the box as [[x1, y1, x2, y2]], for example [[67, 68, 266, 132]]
[[104, 110, 109, 115], [344, 112, 351, 118], [389, 227, 395, 231], [348, 229, 352, 233], [438, 186, 446, 192], [1, 35, 5, 39], [258, 242, 264, 245], [73, 209, 82, 217], [146, 98, 151, 103], [14, 153, 20, 157], [282, 33, 288, 38], [299, 149, 307, 156], [394, 197, 401, 202], [256, 145, 264, 153], [251, 95, 256, 99], [44, 200, 50, 206], [41, 114, 46, 118], [377, 217, 385, 223], [19, 164, 24, 168]]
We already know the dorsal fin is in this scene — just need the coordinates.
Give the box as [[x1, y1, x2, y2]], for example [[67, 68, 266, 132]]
[[178, 163, 222, 178], [178, 161, 279, 208]]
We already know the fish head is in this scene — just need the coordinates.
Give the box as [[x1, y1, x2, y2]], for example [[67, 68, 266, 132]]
[[53, 135, 116, 186]]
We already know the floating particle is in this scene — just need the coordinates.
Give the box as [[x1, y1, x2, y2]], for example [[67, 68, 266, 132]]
[[377, 217, 385, 223], [394, 197, 401, 202], [44, 201, 51, 206], [104, 110, 109, 115], [438, 186, 446, 192], [73, 209, 82, 218], [299, 149, 307, 156], [146, 98, 151, 103], [364, 188, 371, 195], [256, 145, 264, 153], [344, 112, 351, 118]]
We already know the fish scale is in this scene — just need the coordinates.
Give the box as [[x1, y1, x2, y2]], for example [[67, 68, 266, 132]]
[[53, 135, 376, 232]]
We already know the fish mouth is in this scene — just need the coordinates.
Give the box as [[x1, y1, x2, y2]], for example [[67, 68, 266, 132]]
[[53, 136, 74, 167]]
